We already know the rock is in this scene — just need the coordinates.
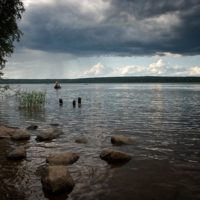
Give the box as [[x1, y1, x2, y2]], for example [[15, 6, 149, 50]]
[[6, 126, 20, 129], [0, 126, 15, 139], [100, 149, 132, 163], [41, 165, 75, 193], [11, 130, 30, 140], [36, 129, 63, 141], [111, 135, 139, 145], [49, 123, 60, 126], [5, 146, 27, 160], [27, 125, 38, 130], [46, 152, 79, 165], [75, 137, 87, 144], [35, 164, 48, 176]]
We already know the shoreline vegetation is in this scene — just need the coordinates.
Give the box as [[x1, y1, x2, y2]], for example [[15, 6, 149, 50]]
[[0, 85, 46, 109], [18, 90, 46, 109], [1, 76, 200, 84]]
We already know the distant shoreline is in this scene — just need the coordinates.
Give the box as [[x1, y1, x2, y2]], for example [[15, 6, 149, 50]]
[[1, 77, 200, 84]]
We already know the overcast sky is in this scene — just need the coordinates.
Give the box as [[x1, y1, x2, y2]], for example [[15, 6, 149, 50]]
[[3, 0, 200, 79]]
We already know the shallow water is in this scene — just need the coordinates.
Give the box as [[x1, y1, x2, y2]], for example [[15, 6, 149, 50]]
[[0, 83, 200, 200]]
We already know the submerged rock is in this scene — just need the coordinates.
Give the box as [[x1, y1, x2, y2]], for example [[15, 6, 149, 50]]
[[46, 152, 79, 165], [35, 164, 48, 177], [27, 125, 38, 130], [41, 165, 75, 193], [36, 128, 63, 141], [11, 130, 30, 140], [49, 123, 60, 126], [100, 149, 132, 163], [75, 136, 88, 144], [111, 135, 139, 145], [5, 146, 27, 160], [0, 126, 15, 139]]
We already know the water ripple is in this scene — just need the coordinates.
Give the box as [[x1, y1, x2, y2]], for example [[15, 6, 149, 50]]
[[0, 83, 200, 199]]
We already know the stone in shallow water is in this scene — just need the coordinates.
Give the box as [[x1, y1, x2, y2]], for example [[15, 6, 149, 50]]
[[0, 126, 15, 139], [100, 149, 132, 163], [49, 123, 60, 126], [41, 165, 75, 193], [36, 128, 63, 141], [27, 125, 38, 130], [75, 136, 88, 144], [11, 130, 30, 140], [5, 146, 27, 160], [46, 152, 79, 165], [111, 135, 139, 145]]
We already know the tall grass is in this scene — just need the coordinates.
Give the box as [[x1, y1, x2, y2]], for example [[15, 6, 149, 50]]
[[18, 90, 47, 109]]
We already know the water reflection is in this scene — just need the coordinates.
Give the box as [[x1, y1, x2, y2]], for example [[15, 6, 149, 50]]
[[0, 84, 199, 200], [0, 139, 31, 200], [0, 101, 9, 126], [19, 107, 46, 122]]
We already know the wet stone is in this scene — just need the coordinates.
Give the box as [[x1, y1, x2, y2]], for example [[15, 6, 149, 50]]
[[100, 149, 132, 163], [27, 125, 38, 130], [36, 128, 64, 141], [111, 135, 139, 145], [0, 126, 15, 139], [5, 146, 27, 160], [41, 165, 75, 193], [75, 136, 88, 144], [46, 152, 79, 165], [11, 130, 30, 140]]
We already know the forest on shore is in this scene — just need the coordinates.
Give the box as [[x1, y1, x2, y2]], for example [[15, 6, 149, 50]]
[[1, 77, 200, 84]]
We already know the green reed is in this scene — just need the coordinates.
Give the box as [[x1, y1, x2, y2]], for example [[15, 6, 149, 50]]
[[17, 89, 47, 109]]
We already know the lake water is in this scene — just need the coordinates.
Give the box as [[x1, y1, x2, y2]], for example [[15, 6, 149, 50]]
[[0, 83, 200, 200]]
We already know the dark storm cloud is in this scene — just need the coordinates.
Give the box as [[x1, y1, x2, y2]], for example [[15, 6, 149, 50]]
[[109, 0, 198, 20], [18, 0, 200, 56]]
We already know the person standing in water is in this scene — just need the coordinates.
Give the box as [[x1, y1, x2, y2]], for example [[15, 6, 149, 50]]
[[55, 81, 58, 86]]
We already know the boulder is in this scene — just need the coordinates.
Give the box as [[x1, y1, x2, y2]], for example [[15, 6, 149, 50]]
[[111, 135, 139, 145], [41, 165, 75, 193], [11, 130, 30, 140], [5, 146, 27, 160], [75, 136, 88, 144], [36, 129, 63, 141], [27, 125, 38, 130], [0, 126, 15, 139], [46, 152, 79, 165], [100, 149, 132, 163]]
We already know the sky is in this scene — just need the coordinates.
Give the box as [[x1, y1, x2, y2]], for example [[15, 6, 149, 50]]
[[3, 0, 200, 79]]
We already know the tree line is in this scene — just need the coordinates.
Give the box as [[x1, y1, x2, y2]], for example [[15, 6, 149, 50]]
[[1, 77, 200, 84]]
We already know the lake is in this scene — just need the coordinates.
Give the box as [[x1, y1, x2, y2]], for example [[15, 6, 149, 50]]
[[0, 83, 200, 200]]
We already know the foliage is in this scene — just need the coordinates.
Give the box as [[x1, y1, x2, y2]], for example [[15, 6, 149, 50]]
[[0, 84, 23, 98], [0, 84, 10, 91], [0, 84, 13, 98], [17, 90, 47, 109], [0, 0, 25, 76], [0, 77, 200, 84]]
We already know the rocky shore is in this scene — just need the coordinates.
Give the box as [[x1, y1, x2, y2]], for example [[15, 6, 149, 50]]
[[0, 125, 139, 194]]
